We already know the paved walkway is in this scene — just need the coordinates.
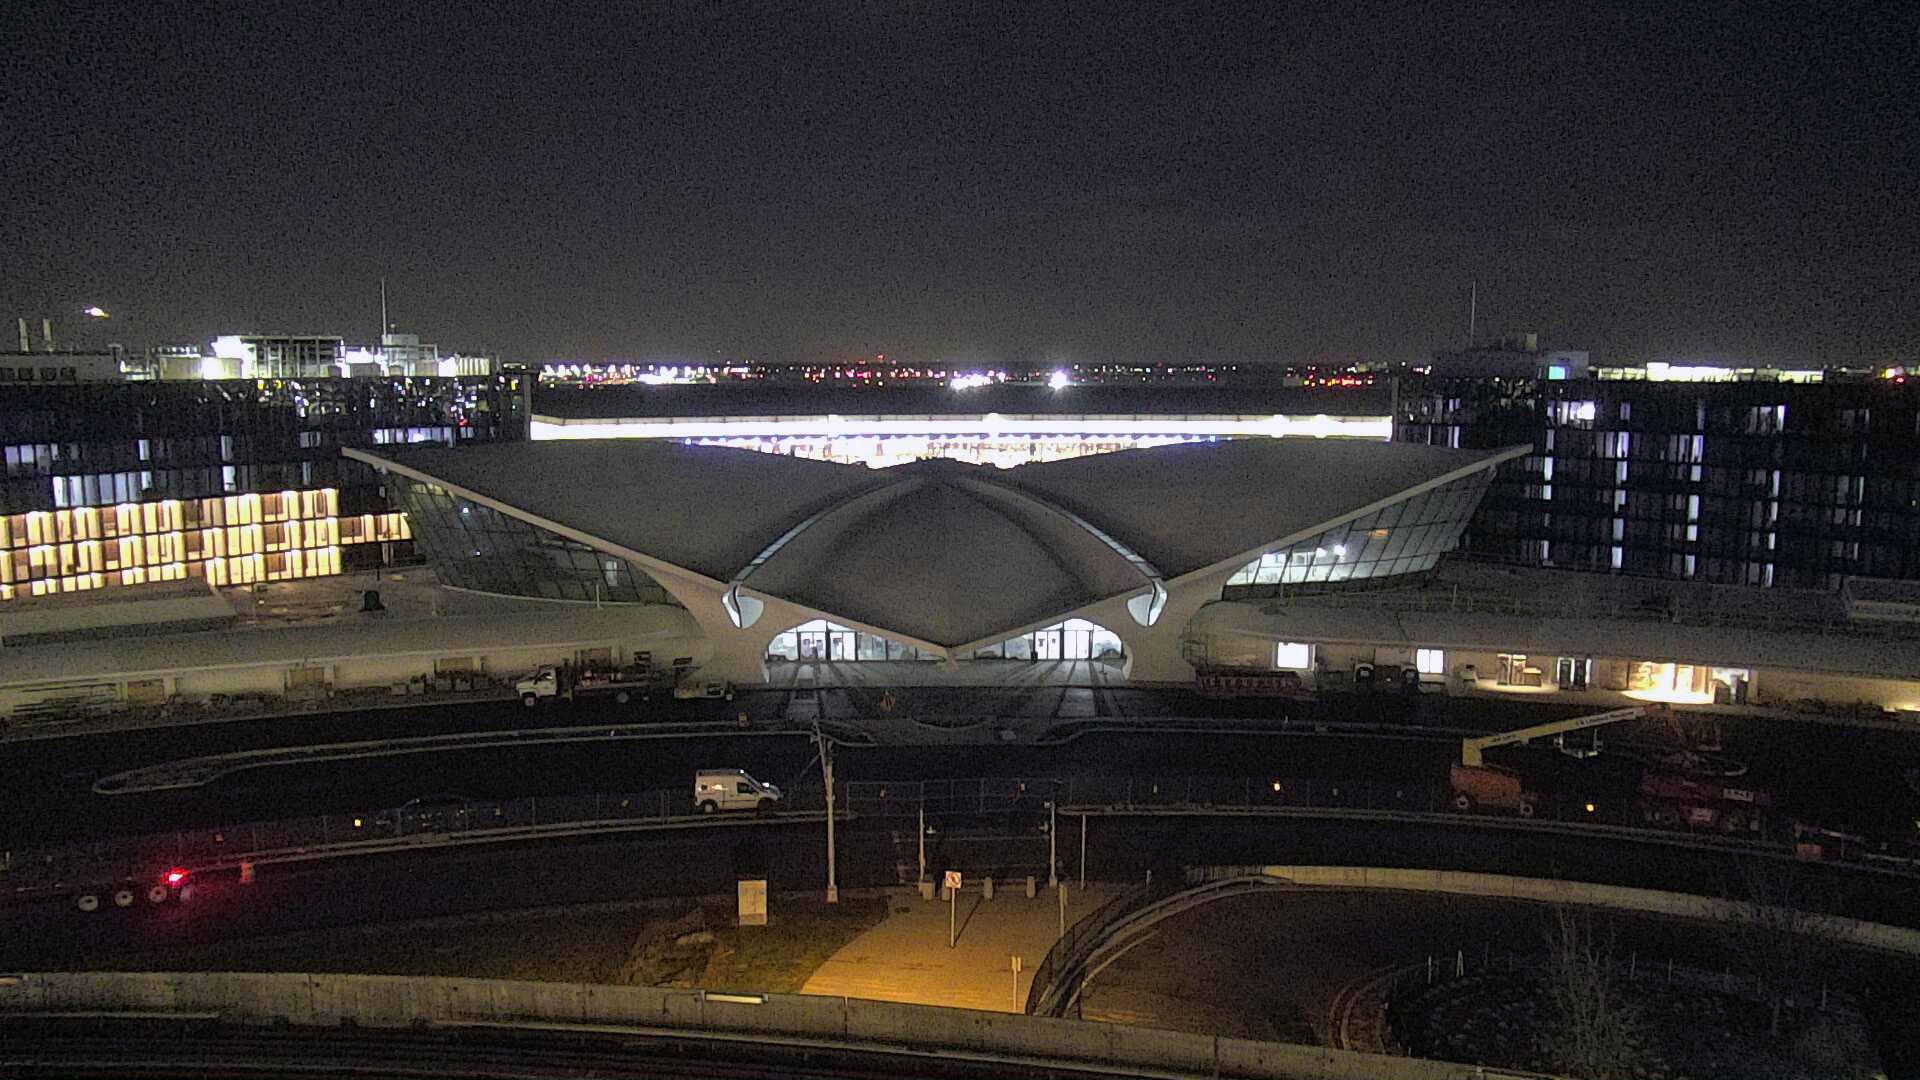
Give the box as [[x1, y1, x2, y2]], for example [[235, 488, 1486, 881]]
[[803, 884, 1114, 1012]]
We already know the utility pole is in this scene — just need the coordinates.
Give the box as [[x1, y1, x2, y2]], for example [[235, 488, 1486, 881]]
[[917, 801, 926, 885], [813, 725, 839, 903], [1467, 279, 1478, 348], [1047, 798, 1058, 889], [1079, 813, 1087, 889]]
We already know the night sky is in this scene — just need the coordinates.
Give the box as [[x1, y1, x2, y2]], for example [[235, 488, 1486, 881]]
[[4, 2, 1915, 366]]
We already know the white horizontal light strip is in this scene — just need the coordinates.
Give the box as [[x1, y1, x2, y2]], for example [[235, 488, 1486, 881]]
[[532, 413, 1393, 441]]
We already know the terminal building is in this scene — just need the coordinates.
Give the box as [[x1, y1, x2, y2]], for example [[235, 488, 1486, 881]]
[[6, 375, 1920, 729], [346, 437, 1516, 684]]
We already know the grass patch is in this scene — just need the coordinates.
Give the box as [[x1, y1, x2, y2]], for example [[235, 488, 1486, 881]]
[[86, 893, 890, 994], [700, 895, 888, 993]]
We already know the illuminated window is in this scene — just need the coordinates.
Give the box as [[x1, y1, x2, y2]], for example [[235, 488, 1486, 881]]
[[1415, 648, 1446, 675], [1274, 641, 1312, 669]]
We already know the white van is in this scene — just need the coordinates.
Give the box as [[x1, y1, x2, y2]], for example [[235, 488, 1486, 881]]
[[695, 769, 781, 814]]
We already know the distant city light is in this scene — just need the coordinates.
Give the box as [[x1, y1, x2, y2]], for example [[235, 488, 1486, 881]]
[[949, 373, 995, 391], [1048, 369, 1071, 390], [83, 306, 111, 319]]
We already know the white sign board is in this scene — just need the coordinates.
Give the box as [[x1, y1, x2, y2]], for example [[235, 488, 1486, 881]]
[[943, 870, 962, 891], [737, 879, 768, 926]]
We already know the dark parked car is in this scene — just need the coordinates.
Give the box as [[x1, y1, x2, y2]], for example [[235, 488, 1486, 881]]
[[367, 794, 494, 837]]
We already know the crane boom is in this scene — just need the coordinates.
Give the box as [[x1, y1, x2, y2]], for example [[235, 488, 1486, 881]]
[[1461, 707, 1645, 767]]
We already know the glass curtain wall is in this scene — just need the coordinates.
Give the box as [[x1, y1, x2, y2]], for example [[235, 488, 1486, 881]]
[[391, 475, 678, 604], [768, 619, 940, 662], [766, 617, 1126, 663], [969, 618, 1124, 660], [1224, 471, 1493, 598]]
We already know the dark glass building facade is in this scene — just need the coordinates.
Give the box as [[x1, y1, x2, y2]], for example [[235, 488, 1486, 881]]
[[389, 475, 678, 605], [1397, 376, 1920, 589], [0, 374, 528, 599]]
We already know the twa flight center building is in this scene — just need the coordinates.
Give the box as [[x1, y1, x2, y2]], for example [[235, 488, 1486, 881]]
[[345, 436, 1518, 686]]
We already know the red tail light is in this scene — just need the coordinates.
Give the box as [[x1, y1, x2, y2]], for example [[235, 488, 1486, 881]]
[[165, 869, 188, 888]]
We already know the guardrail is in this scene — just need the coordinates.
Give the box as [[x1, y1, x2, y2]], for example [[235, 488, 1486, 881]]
[[3, 787, 828, 904], [92, 722, 811, 794], [0, 971, 1506, 1080]]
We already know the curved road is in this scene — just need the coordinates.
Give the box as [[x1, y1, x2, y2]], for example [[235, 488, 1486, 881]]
[[1078, 887, 1920, 1079]]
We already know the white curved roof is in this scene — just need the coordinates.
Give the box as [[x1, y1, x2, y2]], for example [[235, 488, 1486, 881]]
[[349, 438, 1526, 648]]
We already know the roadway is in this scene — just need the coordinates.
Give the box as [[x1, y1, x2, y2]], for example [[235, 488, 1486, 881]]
[[1077, 887, 1920, 1079], [4, 693, 1917, 854], [10, 813, 1920, 970]]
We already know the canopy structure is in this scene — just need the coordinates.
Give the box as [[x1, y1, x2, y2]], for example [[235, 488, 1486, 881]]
[[347, 438, 1529, 681]]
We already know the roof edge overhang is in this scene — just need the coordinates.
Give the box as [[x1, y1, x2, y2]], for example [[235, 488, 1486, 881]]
[[1169, 443, 1534, 587], [344, 448, 730, 593]]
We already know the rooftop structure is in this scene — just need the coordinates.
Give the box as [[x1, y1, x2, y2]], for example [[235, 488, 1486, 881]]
[[348, 437, 1524, 682], [531, 383, 1394, 468]]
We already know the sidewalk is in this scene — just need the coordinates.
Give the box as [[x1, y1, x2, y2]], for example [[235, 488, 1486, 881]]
[[802, 883, 1114, 1012]]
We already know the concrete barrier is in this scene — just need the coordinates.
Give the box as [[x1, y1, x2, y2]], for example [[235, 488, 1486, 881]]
[[0, 971, 1503, 1080], [1210, 865, 1920, 957]]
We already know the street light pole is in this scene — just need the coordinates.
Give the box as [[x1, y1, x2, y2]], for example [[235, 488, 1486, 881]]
[[917, 801, 926, 885], [1048, 798, 1058, 889], [814, 725, 839, 904]]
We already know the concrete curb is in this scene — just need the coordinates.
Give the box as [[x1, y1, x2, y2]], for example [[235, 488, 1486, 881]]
[[1205, 866, 1920, 958], [0, 971, 1514, 1080]]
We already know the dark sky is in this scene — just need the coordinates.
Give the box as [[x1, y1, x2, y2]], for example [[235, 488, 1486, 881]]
[[4, 2, 1916, 366]]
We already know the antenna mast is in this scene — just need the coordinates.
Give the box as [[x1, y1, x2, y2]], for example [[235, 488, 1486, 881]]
[[1467, 280, 1478, 348], [380, 277, 389, 337]]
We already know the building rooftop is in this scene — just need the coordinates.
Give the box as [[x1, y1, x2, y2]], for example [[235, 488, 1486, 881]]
[[533, 382, 1393, 420], [352, 438, 1524, 649]]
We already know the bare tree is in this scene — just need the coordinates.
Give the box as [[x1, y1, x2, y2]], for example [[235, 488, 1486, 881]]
[[1538, 906, 1645, 1080], [1720, 859, 1845, 1037]]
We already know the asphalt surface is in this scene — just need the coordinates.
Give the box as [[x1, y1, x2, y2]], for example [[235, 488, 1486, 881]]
[[5, 691, 1917, 851], [1080, 887, 1920, 1079], [9, 813, 1920, 966]]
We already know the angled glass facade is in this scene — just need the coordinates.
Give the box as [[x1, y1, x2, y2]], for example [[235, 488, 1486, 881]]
[[390, 475, 679, 605], [1223, 470, 1495, 598]]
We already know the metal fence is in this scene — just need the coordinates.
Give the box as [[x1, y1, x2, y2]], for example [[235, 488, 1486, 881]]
[[1382, 942, 1859, 1061], [855, 776, 1584, 823], [1024, 880, 1150, 1016], [845, 778, 1061, 818], [846, 775, 1920, 875], [3, 786, 825, 900]]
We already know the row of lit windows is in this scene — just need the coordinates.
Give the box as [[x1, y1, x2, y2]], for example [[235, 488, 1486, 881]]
[[0, 517, 397, 580], [0, 547, 347, 601], [0, 486, 408, 599], [0, 490, 347, 548]]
